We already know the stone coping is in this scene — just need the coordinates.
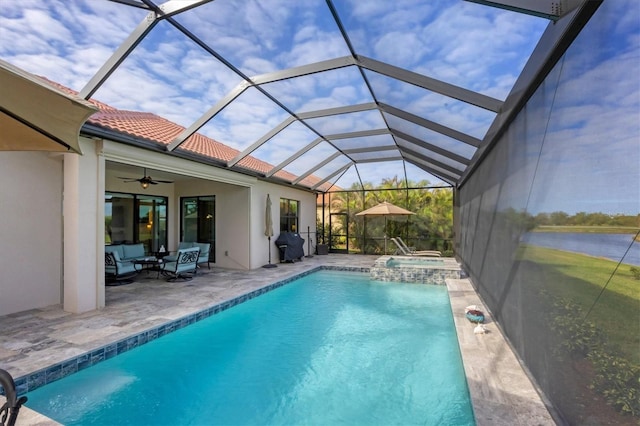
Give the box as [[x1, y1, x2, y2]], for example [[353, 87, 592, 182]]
[[446, 278, 555, 425]]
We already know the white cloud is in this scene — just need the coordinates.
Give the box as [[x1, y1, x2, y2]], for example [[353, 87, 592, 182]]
[[197, 87, 291, 150], [285, 142, 340, 175], [523, 10, 640, 215], [243, 57, 279, 76], [4, 0, 626, 194], [374, 31, 428, 66], [243, 0, 294, 48], [307, 110, 386, 135], [253, 122, 318, 165]]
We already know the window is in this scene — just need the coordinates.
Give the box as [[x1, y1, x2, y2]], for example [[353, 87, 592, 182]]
[[105, 192, 168, 253], [280, 198, 299, 232]]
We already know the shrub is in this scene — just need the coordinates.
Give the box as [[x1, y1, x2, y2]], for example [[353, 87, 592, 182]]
[[630, 266, 640, 280], [546, 294, 639, 417], [588, 350, 640, 416], [548, 298, 602, 357]]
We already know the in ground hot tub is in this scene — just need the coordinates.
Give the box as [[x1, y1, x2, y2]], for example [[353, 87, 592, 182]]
[[370, 256, 461, 285], [386, 257, 445, 267]]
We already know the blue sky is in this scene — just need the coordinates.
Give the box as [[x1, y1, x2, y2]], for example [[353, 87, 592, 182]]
[[1, 0, 638, 214]]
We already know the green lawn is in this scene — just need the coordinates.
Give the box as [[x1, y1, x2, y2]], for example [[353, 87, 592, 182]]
[[519, 245, 639, 362]]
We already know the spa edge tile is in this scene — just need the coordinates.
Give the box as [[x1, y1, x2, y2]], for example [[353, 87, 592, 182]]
[[90, 348, 105, 364], [44, 364, 62, 383], [27, 371, 46, 390], [104, 343, 118, 360]]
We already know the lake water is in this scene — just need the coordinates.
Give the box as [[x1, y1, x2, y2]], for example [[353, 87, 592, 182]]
[[522, 232, 640, 266]]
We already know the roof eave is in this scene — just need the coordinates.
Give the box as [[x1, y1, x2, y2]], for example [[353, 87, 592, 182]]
[[82, 122, 321, 194]]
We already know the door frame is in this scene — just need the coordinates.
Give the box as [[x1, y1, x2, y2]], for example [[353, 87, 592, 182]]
[[329, 212, 349, 253], [180, 195, 216, 262]]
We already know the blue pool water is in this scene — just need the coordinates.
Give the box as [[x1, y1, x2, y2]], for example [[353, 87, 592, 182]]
[[25, 271, 475, 425]]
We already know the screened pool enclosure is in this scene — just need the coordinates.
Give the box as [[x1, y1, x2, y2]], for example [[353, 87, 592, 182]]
[[1, 0, 638, 424]]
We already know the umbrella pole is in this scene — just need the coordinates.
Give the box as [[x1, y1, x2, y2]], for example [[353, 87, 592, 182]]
[[263, 236, 277, 269], [305, 226, 313, 258], [384, 216, 387, 254], [262, 194, 277, 269]]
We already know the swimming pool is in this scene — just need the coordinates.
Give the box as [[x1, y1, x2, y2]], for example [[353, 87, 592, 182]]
[[25, 270, 474, 425]]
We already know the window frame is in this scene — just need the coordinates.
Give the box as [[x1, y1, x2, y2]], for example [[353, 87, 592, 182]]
[[279, 198, 299, 233]]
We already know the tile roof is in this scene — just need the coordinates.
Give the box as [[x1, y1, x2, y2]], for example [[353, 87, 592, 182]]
[[41, 77, 332, 190]]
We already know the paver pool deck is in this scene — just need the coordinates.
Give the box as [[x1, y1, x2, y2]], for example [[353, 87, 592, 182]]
[[0, 254, 555, 425]]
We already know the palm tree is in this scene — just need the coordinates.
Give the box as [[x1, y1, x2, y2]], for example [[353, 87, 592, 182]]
[[318, 177, 453, 254]]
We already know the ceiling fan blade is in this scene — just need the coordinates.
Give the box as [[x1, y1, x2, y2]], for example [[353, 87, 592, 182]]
[[118, 171, 172, 185]]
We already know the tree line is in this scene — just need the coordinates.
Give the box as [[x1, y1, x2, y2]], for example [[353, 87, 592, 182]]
[[533, 211, 639, 227], [318, 177, 638, 255], [319, 177, 454, 254], [502, 208, 639, 232]]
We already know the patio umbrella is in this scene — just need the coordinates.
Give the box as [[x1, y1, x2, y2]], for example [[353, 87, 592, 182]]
[[262, 194, 277, 268], [356, 201, 415, 254]]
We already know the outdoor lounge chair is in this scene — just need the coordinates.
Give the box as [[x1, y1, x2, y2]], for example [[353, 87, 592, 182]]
[[391, 237, 441, 257], [161, 246, 200, 281]]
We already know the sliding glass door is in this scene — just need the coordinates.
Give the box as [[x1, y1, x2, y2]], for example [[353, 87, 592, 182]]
[[105, 192, 167, 254], [181, 196, 215, 262], [137, 196, 167, 253]]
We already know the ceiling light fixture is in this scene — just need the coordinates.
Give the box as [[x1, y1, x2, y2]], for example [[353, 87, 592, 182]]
[[120, 168, 173, 189]]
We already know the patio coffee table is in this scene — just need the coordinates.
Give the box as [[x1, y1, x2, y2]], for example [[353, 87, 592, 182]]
[[133, 257, 163, 278]]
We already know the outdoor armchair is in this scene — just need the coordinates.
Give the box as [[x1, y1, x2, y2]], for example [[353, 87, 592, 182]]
[[162, 241, 193, 263], [164, 242, 210, 270], [194, 242, 210, 270], [161, 246, 200, 281]]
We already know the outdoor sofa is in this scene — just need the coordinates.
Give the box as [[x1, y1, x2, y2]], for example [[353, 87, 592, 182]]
[[104, 243, 148, 284]]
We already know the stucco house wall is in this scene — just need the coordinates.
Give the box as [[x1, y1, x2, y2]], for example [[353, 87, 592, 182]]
[[250, 181, 317, 268], [0, 151, 64, 316], [1, 137, 318, 316]]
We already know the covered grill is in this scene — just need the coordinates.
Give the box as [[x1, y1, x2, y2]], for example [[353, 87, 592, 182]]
[[275, 232, 305, 262]]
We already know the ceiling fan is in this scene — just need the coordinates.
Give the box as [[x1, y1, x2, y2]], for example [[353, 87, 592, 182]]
[[119, 168, 173, 189]]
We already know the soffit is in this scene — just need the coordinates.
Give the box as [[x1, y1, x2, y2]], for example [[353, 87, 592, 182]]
[[0, 59, 97, 154]]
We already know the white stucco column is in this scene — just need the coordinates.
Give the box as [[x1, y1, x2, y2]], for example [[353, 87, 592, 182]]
[[63, 137, 104, 313]]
